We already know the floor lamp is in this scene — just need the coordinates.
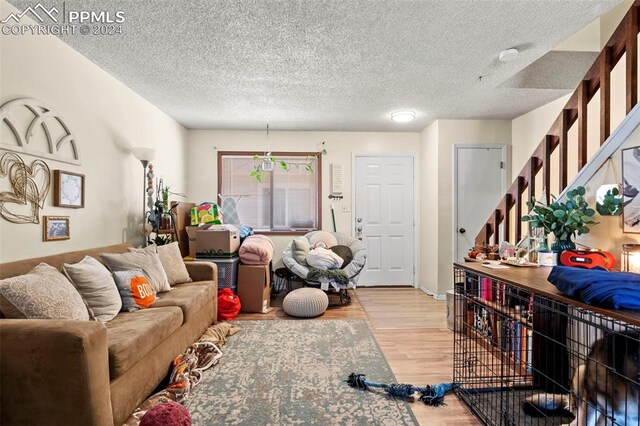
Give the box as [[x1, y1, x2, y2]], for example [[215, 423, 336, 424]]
[[131, 147, 156, 247]]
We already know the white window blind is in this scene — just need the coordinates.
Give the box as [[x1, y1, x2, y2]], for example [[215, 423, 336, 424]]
[[220, 154, 319, 232]]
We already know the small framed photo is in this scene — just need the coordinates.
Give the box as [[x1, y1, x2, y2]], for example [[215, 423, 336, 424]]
[[622, 146, 640, 233], [53, 170, 85, 208], [43, 216, 70, 241]]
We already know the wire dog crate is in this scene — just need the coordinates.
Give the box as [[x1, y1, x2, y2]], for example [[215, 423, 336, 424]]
[[453, 265, 640, 426]]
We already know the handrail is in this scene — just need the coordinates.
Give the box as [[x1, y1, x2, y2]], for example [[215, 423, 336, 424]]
[[475, 1, 640, 245]]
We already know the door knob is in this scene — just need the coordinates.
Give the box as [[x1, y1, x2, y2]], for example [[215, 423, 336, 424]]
[[459, 228, 466, 234]]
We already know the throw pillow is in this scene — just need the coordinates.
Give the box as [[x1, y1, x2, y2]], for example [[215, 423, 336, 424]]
[[291, 237, 310, 265], [63, 256, 122, 322], [308, 231, 338, 248], [133, 243, 192, 285], [113, 269, 156, 311], [0, 263, 89, 320], [329, 245, 354, 269], [102, 250, 171, 293], [306, 247, 343, 270], [157, 243, 192, 285]]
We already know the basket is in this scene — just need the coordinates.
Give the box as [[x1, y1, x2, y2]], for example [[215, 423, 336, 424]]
[[195, 256, 239, 292]]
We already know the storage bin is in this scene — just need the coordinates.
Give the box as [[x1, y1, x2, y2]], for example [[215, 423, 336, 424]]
[[195, 256, 240, 292]]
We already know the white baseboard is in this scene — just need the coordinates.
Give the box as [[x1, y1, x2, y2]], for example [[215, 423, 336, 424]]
[[418, 287, 447, 301]]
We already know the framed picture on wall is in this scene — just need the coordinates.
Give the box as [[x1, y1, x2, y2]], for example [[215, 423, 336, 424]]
[[53, 170, 85, 208], [622, 146, 640, 233], [43, 216, 70, 241]]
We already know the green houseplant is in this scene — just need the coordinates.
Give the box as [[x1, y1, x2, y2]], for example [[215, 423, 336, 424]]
[[522, 186, 598, 252], [595, 186, 623, 216]]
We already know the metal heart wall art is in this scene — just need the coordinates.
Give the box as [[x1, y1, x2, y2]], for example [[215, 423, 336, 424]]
[[0, 152, 51, 224]]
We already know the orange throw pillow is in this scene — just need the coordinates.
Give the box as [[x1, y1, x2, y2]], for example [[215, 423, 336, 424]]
[[113, 269, 157, 311]]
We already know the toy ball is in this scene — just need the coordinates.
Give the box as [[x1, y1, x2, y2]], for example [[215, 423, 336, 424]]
[[139, 401, 191, 426]]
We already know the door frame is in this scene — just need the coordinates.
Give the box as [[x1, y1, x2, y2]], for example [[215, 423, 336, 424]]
[[453, 144, 510, 263], [352, 152, 418, 288]]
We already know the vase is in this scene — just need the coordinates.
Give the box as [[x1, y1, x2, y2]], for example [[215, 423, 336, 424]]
[[551, 237, 575, 253]]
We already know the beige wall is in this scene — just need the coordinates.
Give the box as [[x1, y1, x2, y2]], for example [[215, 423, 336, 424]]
[[578, 125, 640, 259], [420, 120, 512, 297], [186, 130, 421, 268], [419, 122, 439, 295], [0, 1, 187, 262]]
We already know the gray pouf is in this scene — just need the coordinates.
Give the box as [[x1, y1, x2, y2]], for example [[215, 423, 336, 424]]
[[282, 288, 329, 318]]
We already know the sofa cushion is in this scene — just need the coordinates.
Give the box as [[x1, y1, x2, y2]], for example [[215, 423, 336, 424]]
[[151, 281, 215, 322], [0, 263, 89, 320], [106, 307, 183, 379]]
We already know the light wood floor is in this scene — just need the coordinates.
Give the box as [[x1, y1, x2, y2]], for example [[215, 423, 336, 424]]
[[238, 288, 480, 425]]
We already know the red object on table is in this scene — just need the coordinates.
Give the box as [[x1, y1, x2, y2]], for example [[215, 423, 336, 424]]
[[559, 250, 616, 270]]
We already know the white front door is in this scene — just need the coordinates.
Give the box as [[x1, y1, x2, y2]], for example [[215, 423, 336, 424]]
[[455, 146, 506, 262], [354, 155, 414, 286]]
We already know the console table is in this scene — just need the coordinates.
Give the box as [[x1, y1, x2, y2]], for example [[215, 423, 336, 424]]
[[452, 262, 640, 425]]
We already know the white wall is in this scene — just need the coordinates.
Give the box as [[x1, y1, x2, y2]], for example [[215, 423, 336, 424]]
[[186, 130, 421, 268], [0, 1, 187, 262]]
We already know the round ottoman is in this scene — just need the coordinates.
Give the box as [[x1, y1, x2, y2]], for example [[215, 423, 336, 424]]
[[282, 288, 329, 318]]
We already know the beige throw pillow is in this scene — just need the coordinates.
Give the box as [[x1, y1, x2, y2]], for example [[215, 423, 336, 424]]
[[292, 237, 310, 265], [157, 242, 192, 285], [102, 250, 171, 293], [63, 256, 122, 322], [129, 243, 192, 286], [0, 263, 89, 320]]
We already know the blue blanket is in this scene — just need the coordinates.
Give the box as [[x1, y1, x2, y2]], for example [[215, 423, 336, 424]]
[[548, 266, 640, 310]]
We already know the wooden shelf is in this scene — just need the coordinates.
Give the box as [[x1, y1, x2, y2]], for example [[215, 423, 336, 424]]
[[155, 229, 176, 235], [463, 326, 532, 381], [469, 296, 532, 326]]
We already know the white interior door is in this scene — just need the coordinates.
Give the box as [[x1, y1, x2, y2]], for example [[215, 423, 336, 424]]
[[455, 146, 506, 262], [354, 155, 414, 286]]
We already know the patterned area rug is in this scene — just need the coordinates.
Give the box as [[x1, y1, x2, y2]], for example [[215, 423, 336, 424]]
[[186, 320, 418, 425]]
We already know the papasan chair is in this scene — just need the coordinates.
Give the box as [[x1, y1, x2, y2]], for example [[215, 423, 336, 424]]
[[282, 231, 367, 306]]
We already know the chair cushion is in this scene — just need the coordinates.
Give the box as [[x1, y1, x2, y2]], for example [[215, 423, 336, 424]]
[[282, 288, 328, 318], [151, 281, 215, 322], [106, 306, 183, 379]]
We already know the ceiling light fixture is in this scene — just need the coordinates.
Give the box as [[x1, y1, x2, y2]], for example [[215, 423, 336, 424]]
[[390, 110, 416, 123], [499, 48, 519, 62]]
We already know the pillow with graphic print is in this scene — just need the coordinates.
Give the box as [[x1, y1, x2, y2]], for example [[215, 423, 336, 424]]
[[112, 269, 157, 312]]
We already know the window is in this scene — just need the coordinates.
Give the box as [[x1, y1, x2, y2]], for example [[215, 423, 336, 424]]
[[218, 152, 321, 233]]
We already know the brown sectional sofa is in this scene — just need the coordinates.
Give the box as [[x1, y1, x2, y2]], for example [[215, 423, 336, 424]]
[[0, 243, 218, 426]]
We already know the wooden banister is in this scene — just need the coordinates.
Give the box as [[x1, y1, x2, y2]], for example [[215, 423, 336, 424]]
[[600, 47, 612, 144], [475, 1, 640, 246]]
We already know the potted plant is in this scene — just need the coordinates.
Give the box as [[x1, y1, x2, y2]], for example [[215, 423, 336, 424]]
[[522, 186, 598, 252]]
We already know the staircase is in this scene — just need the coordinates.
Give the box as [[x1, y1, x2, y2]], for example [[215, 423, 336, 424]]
[[475, 1, 640, 246]]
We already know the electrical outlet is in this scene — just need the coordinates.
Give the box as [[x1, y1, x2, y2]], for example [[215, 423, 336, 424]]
[[341, 205, 350, 213]]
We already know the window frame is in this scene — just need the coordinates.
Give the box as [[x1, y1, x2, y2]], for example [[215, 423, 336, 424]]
[[217, 151, 322, 235]]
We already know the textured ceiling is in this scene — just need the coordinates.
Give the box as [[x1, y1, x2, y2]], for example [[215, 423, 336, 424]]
[[8, 0, 622, 131]]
